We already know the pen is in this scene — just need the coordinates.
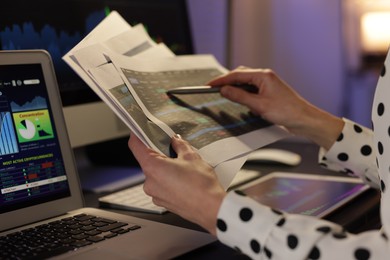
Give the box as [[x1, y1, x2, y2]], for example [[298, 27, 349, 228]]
[[167, 84, 258, 94]]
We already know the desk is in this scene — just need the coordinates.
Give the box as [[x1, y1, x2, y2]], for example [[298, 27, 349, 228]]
[[80, 140, 381, 259]]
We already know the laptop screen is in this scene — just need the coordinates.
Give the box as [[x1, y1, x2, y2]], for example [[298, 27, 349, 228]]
[[0, 63, 71, 214]]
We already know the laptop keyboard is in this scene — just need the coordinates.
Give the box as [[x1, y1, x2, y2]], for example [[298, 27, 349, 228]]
[[0, 213, 140, 260], [99, 184, 167, 214]]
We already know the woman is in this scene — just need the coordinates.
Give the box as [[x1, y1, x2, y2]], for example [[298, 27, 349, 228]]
[[128, 53, 390, 259]]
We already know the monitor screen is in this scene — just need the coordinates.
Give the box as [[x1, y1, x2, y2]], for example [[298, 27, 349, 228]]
[[0, 0, 195, 148], [0, 0, 194, 107]]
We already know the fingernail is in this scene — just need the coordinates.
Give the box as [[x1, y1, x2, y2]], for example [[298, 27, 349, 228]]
[[174, 134, 182, 139]]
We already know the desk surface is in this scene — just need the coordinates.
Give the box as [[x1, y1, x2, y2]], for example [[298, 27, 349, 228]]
[[80, 140, 381, 259]]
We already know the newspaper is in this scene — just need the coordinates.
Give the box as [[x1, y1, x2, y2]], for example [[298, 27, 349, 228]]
[[63, 11, 289, 189]]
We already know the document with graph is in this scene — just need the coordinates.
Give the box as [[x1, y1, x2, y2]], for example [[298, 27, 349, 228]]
[[63, 11, 290, 188], [105, 52, 289, 167]]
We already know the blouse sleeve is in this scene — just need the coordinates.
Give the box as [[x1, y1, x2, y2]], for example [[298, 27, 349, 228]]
[[216, 118, 387, 259], [216, 191, 388, 259], [318, 118, 380, 189]]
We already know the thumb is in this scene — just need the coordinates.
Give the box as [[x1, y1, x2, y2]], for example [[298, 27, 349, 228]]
[[171, 134, 199, 160], [128, 133, 158, 166]]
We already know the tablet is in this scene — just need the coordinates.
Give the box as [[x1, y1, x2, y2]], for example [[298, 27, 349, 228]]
[[239, 172, 369, 218]]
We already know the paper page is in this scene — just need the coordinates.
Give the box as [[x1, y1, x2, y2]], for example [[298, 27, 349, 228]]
[[90, 63, 172, 155], [67, 22, 176, 148], [89, 62, 249, 189], [64, 20, 173, 141], [108, 53, 290, 166], [102, 23, 160, 57], [62, 11, 290, 189], [73, 43, 175, 121], [215, 155, 248, 190], [62, 11, 132, 89], [65, 22, 158, 98], [67, 20, 173, 100]]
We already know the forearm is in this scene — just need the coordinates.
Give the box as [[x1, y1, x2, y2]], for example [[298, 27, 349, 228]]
[[288, 103, 344, 150]]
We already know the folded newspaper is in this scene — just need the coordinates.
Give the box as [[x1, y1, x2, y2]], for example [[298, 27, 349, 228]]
[[63, 11, 289, 188]]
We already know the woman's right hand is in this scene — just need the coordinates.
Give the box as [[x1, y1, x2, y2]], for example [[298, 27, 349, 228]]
[[209, 67, 344, 150]]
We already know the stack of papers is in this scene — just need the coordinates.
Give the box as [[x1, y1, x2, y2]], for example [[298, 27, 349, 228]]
[[63, 11, 289, 189]]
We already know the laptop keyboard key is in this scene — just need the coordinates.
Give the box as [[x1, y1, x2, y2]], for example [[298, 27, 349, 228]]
[[87, 235, 105, 243], [71, 240, 93, 248], [34, 245, 75, 259], [104, 233, 118, 239], [92, 217, 117, 224], [97, 222, 128, 232]]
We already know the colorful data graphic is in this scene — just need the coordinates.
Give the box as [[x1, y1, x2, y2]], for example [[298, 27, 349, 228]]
[[1, 158, 68, 204], [109, 84, 171, 156], [13, 110, 54, 143], [0, 111, 19, 155], [123, 68, 271, 149]]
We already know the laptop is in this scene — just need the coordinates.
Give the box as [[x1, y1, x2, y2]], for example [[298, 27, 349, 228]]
[[0, 50, 215, 259]]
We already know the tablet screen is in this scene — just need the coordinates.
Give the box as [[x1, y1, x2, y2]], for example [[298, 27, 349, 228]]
[[239, 172, 369, 217]]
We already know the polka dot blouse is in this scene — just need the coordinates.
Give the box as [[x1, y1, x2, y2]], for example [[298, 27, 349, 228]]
[[216, 55, 390, 259]]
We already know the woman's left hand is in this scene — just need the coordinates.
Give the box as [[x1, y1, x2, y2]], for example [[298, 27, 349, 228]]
[[128, 133, 226, 235]]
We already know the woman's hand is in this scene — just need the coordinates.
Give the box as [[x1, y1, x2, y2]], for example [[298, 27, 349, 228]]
[[209, 67, 344, 150], [128, 133, 226, 236]]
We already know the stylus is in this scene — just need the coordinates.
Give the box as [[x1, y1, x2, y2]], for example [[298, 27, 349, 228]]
[[167, 84, 258, 94]]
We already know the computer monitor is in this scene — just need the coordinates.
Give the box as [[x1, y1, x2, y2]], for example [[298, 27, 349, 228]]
[[0, 0, 194, 150]]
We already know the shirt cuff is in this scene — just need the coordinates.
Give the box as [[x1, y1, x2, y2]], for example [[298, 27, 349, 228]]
[[317, 118, 379, 187], [216, 190, 283, 256]]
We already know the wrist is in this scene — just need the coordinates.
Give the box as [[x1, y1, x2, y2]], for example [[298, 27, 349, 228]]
[[200, 190, 226, 236], [290, 104, 344, 150]]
